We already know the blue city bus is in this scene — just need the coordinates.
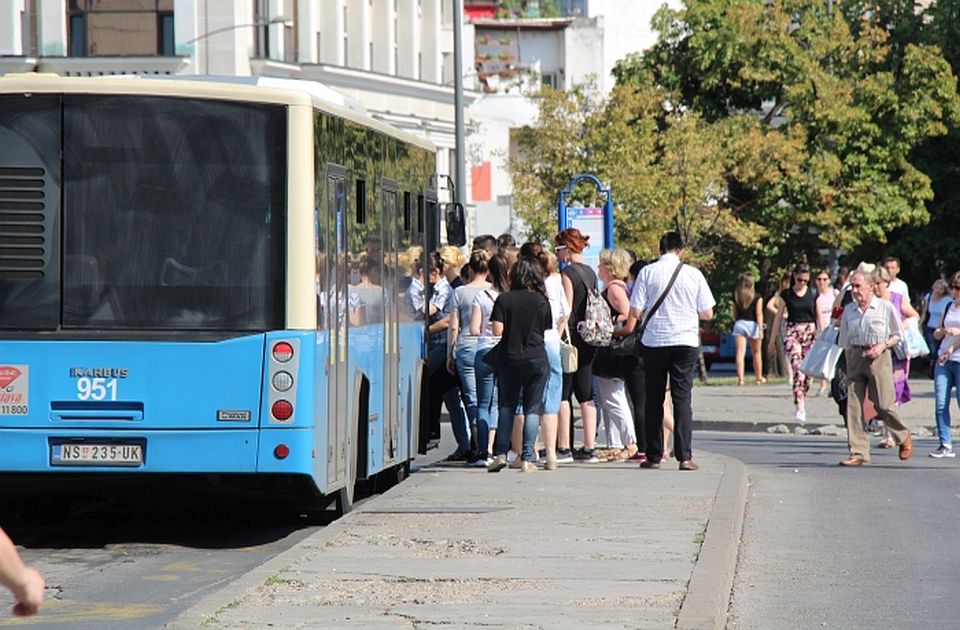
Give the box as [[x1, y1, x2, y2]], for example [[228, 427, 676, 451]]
[[0, 74, 453, 515]]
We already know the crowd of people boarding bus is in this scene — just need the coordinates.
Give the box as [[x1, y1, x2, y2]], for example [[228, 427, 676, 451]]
[[413, 228, 715, 472], [412, 228, 960, 470]]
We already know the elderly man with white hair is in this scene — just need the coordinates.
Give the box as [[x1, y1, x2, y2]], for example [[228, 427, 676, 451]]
[[836, 268, 913, 466]]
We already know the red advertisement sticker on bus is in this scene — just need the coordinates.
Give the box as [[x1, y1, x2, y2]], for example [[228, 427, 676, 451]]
[[0, 366, 22, 389], [0, 365, 28, 415]]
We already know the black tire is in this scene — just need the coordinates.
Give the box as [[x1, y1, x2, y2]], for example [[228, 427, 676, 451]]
[[335, 440, 357, 516]]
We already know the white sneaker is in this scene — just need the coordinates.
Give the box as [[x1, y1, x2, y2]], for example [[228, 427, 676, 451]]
[[506, 449, 518, 464], [795, 409, 806, 423], [929, 446, 956, 459]]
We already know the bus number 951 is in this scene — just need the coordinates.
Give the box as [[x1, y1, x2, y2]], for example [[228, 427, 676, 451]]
[[76, 377, 118, 401]]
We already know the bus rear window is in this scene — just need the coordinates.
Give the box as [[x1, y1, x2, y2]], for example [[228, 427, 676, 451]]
[[62, 96, 286, 331]]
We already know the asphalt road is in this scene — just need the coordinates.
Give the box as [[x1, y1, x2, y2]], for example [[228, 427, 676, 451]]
[[0, 489, 331, 629], [698, 431, 960, 630], [0, 451, 447, 628]]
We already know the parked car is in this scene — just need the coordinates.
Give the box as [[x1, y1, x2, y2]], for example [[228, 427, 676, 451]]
[[700, 328, 722, 369], [700, 327, 752, 369]]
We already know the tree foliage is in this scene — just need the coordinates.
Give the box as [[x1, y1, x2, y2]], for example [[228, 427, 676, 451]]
[[506, 0, 960, 301]]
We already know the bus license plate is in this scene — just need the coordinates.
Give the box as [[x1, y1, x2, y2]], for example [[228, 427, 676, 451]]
[[51, 443, 143, 467]]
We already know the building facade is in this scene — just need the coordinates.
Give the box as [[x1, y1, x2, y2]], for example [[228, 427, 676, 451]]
[[0, 0, 686, 242], [0, 0, 480, 211]]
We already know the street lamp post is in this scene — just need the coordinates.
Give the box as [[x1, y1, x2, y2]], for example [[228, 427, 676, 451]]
[[185, 16, 292, 75], [452, 0, 467, 209]]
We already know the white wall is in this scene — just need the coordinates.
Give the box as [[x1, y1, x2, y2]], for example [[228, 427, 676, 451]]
[[562, 18, 602, 90], [346, 0, 370, 69], [37, 0, 66, 57], [585, 0, 681, 93], [0, 0, 23, 56], [468, 93, 539, 237], [371, 0, 395, 74]]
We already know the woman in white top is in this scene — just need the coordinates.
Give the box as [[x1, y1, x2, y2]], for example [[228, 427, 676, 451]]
[[447, 252, 492, 465], [520, 243, 569, 470], [814, 269, 838, 395], [470, 253, 511, 464], [932, 270, 960, 458], [921, 279, 951, 368]]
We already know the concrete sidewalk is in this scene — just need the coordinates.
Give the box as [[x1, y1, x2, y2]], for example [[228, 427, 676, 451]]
[[171, 451, 746, 630], [692, 377, 937, 435], [169, 376, 942, 630]]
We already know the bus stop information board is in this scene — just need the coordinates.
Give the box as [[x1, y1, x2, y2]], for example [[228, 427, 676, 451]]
[[562, 206, 604, 271]]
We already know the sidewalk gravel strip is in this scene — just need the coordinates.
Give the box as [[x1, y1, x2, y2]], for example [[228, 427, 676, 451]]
[[676, 455, 747, 630], [167, 456, 735, 629], [164, 472, 437, 629]]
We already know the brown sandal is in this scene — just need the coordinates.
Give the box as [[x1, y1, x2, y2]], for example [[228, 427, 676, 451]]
[[614, 445, 639, 461]]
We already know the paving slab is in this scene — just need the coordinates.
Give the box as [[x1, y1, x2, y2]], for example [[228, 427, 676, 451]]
[[169, 452, 745, 630]]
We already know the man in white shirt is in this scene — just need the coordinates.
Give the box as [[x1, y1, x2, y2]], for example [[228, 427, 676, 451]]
[[884, 256, 910, 300], [836, 270, 913, 466], [627, 232, 715, 471]]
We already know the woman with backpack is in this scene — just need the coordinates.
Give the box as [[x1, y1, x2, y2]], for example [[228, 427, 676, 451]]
[[555, 228, 600, 463]]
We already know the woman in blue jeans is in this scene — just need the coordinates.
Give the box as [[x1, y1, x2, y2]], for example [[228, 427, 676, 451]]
[[931, 271, 960, 458], [447, 251, 492, 464], [487, 256, 553, 472], [470, 253, 511, 463]]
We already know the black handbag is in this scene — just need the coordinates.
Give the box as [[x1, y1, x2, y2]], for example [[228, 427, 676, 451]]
[[482, 343, 503, 369], [610, 331, 642, 357], [611, 261, 684, 357]]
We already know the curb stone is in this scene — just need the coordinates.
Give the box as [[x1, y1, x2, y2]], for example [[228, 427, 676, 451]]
[[676, 454, 747, 630]]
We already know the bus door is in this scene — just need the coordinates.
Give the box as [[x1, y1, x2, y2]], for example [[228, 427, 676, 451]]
[[381, 182, 400, 462], [324, 166, 350, 486]]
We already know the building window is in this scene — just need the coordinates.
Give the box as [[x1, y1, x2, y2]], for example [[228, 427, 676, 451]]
[[158, 12, 174, 56], [67, 0, 176, 58], [69, 13, 87, 57], [343, 5, 349, 65], [282, 0, 297, 63], [21, 0, 38, 56], [254, 0, 270, 58]]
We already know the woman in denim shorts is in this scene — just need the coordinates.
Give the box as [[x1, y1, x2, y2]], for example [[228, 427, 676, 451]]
[[732, 273, 765, 386]]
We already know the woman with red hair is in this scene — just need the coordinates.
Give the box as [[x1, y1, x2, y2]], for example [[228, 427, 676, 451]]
[[554, 228, 599, 463]]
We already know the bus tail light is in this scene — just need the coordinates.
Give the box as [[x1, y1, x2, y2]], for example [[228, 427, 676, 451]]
[[272, 371, 293, 392], [272, 341, 294, 363], [272, 399, 293, 421], [274, 444, 290, 460], [268, 338, 299, 423]]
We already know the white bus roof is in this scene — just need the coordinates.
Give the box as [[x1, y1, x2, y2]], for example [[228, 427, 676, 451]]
[[0, 73, 435, 153]]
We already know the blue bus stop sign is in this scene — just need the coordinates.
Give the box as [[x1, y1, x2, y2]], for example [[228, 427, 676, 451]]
[[557, 173, 615, 271]]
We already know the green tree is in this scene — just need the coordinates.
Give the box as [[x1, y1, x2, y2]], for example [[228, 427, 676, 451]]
[[624, 0, 959, 262], [874, 0, 960, 288], [507, 84, 603, 244]]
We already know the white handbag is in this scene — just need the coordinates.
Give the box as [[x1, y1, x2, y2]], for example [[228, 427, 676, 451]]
[[559, 325, 579, 374], [902, 318, 930, 358], [799, 326, 843, 379]]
